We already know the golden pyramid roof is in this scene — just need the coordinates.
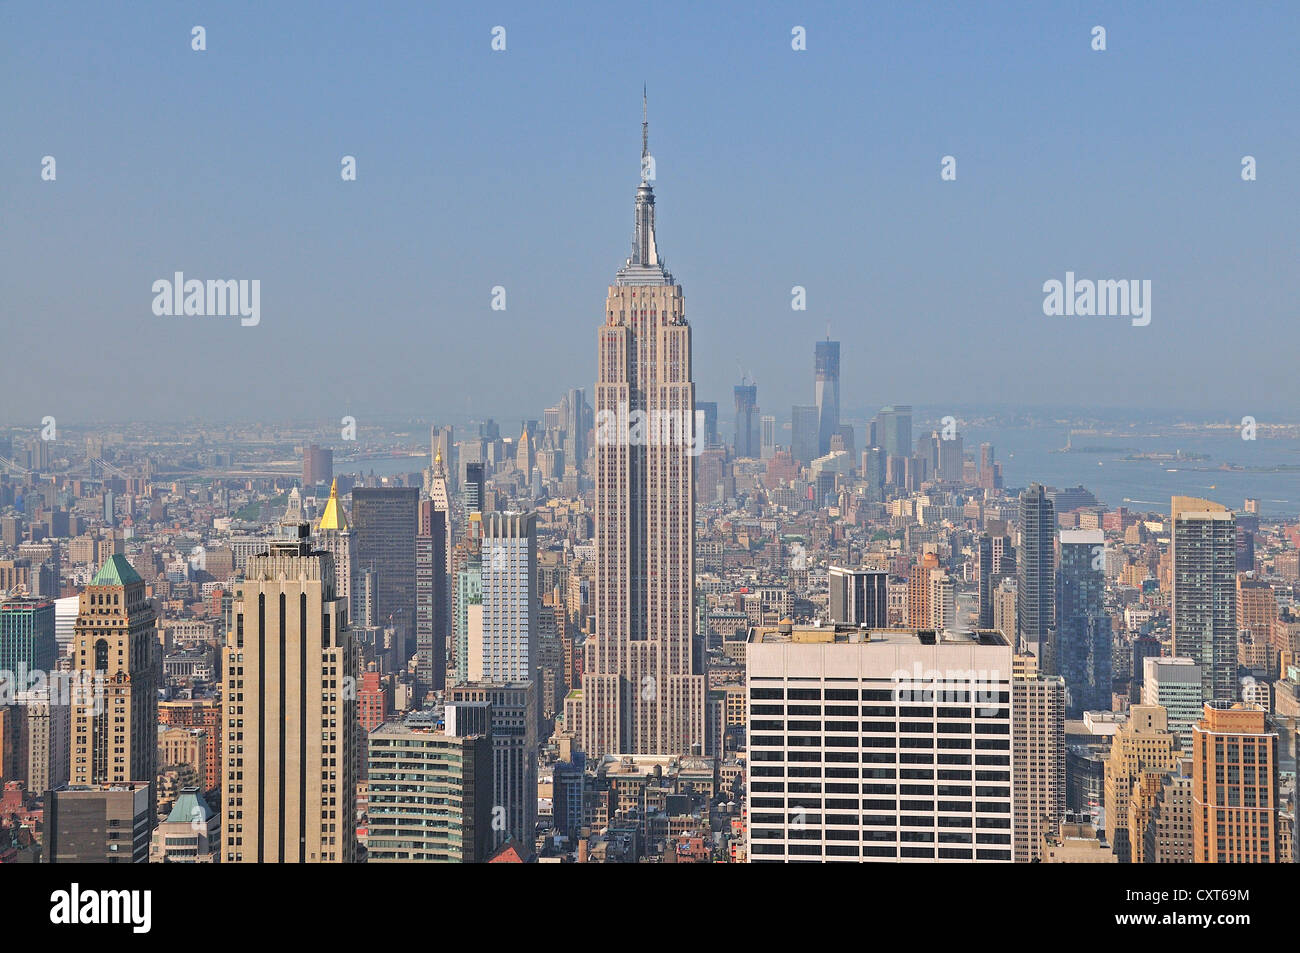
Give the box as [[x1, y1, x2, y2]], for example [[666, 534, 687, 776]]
[[317, 478, 349, 531]]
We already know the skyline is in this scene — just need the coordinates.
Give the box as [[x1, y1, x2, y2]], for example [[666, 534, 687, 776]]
[[4, 2, 1299, 422]]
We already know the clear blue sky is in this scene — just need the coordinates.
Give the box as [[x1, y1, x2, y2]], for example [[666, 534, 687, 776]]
[[3, 1, 1297, 425]]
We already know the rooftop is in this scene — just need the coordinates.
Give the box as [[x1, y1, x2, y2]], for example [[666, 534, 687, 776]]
[[748, 622, 1008, 647]]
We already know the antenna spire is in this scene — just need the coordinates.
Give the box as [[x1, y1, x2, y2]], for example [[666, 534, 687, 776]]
[[641, 84, 649, 178]]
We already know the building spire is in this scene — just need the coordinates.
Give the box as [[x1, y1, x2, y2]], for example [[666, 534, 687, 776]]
[[616, 86, 672, 286], [641, 84, 649, 182]]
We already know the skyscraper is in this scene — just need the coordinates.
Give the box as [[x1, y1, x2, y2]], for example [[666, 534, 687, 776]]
[[827, 566, 887, 627], [1103, 705, 1178, 863], [313, 478, 353, 627], [580, 99, 705, 758], [69, 555, 158, 822], [759, 414, 776, 460], [1057, 529, 1110, 715], [1016, 484, 1055, 666], [351, 486, 419, 663], [1191, 703, 1278, 863], [1012, 674, 1066, 863], [416, 498, 448, 699], [790, 404, 820, 466], [221, 525, 356, 863], [814, 339, 840, 456], [976, 534, 994, 628], [733, 381, 759, 458], [473, 510, 537, 683], [1171, 496, 1238, 705], [875, 405, 912, 461]]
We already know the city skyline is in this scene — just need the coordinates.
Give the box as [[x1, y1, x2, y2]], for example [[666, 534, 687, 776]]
[[5, 3, 1300, 422]]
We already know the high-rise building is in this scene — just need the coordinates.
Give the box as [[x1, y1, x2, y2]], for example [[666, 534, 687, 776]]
[[448, 682, 537, 853], [366, 718, 493, 862], [1191, 703, 1278, 863], [976, 534, 994, 629], [1171, 497, 1237, 704], [416, 499, 449, 699], [790, 404, 820, 467], [906, 553, 940, 628], [221, 525, 356, 863], [814, 339, 840, 456], [827, 567, 887, 628], [875, 405, 912, 461], [1103, 705, 1178, 863], [15, 674, 71, 797], [1012, 674, 1066, 863], [473, 511, 537, 683], [46, 781, 152, 863], [759, 414, 776, 460], [1139, 767, 1194, 864], [745, 624, 1013, 862], [1016, 484, 1055, 665], [69, 555, 158, 824], [1057, 529, 1110, 715], [313, 479, 353, 629], [351, 486, 419, 663], [0, 596, 56, 678], [579, 101, 705, 758], [302, 444, 333, 489], [1142, 657, 1203, 755], [733, 382, 760, 458]]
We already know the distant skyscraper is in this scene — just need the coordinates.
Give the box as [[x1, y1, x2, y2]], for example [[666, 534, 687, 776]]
[[1012, 674, 1066, 863], [759, 414, 777, 460], [814, 339, 840, 456], [416, 499, 449, 698], [1016, 484, 1055, 665], [302, 444, 333, 488], [463, 462, 485, 512], [696, 401, 718, 447], [1171, 496, 1237, 704], [875, 405, 912, 461], [827, 567, 887, 627], [1057, 529, 1110, 715], [221, 525, 356, 863], [733, 382, 760, 458], [351, 486, 419, 661], [69, 555, 158, 822], [0, 596, 55, 677], [1142, 656, 1203, 755], [976, 534, 994, 628], [1103, 705, 1178, 863], [790, 404, 819, 466], [580, 99, 704, 758]]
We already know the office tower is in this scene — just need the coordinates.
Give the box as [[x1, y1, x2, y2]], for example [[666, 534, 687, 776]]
[[221, 525, 356, 863], [1012, 674, 1066, 863], [695, 401, 719, 448], [416, 500, 449, 700], [1192, 703, 1278, 863], [69, 555, 158, 823], [1016, 484, 1055, 667], [760, 414, 776, 460], [563, 387, 588, 469], [906, 552, 940, 628], [0, 596, 56, 677], [827, 567, 887, 627], [1236, 574, 1277, 643], [1141, 657, 1202, 755], [977, 534, 994, 628], [928, 571, 955, 631], [580, 102, 705, 759], [1235, 524, 1256, 571], [452, 558, 483, 687], [790, 404, 820, 466], [302, 444, 333, 488], [733, 382, 760, 458], [745, 624, 1013, 862], [463, 462, 486, 513], [993, 579, 1018, 645], [814, 339, 840, 456], [314, 479, 353, 628], [430, 425, 455, 491], [15, 675, 71, 797], [1171, 497, 1237, 704], [46, 781, 152, 863], [1130, 636, 1161, 702], [1103, 705, 1178, 863], [1139, 768, 1193, 864], [1057, 529, 1110, 715], [472, 511, 537, 683], [875, 405, 912, 461], [448, 682, 538, 853], [367, 718, 493, 862], [351, 486, 419, 662]]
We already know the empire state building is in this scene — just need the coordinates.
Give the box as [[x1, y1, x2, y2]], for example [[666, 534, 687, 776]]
[[570, 97, 705, 757]]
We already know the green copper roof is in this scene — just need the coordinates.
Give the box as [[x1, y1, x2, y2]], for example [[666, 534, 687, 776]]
[[162, 789, 214, 825], [91, 553, 142, 587]]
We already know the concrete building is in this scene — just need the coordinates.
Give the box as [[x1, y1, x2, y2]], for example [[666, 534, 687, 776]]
[[1191, 703, 1278, 863], [351, 486, 419, 664], [827, 567, 888, 628], [475, 511, 537, 683], [746, 622, 1013, 862], [221, 525, 356, 863], [1171, 497, 1237, 704], [580, 102, 705, 759], [448, 681, 538, 854], [1103, 705, 1178, 863], [1012, 674, 1066, 863], [46, 781, 151, 863], [366, 719, 493, 862], [1016, 484, 1055, 668], [1141, 657, 1202, 755]]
